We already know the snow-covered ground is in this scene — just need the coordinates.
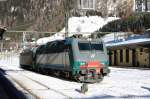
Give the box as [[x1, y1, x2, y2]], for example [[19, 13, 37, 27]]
[[0, 54, 150, 99], [36, 16, 119, 45], [68, 16, 118, 33]]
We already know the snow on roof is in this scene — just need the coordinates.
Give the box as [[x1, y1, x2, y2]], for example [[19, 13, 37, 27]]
[[106, 38, 150, 47], [36, 33, 65, 45], [102, 32, 127, 43]]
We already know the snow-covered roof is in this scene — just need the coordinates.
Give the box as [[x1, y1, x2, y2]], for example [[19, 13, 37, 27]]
[[36, 33, 65, 45], [106, 38, 150, 47], [104, 32, 150, 48]]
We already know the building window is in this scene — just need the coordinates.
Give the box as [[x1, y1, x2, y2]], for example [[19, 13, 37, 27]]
[[136, 0, 143, 12], [120, 49, 123, 63], [113, 0, 116, 3], [147, 1, 150, 11], [140, 48, 143, 52], [126, 49, 129, 63], [78, 0, 96, 10], [135, 0, 150, 12]]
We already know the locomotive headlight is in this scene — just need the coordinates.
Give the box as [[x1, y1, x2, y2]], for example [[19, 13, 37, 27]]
[[80, 62, 86, 66], [101, 63, 105, 65], [101, 61, 109, 66]]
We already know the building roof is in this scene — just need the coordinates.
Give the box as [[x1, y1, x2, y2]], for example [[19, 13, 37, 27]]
[[105, 32, 150, 50]]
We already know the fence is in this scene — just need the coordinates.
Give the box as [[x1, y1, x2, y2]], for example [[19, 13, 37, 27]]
[[0, 31, 56, 67], [0, 31, 81, 66], [0, 31, 121, 67]]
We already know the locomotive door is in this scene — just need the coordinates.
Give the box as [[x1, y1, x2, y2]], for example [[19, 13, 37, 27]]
[[63, 45, 70, 71]]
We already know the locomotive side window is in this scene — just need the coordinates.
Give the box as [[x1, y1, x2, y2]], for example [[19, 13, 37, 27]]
[[45, 41, 67, 53], [56, 41, 65, 53], [37, 41, 71, 54], [36, 45, 46, 54], [44, 42, 56, 53]]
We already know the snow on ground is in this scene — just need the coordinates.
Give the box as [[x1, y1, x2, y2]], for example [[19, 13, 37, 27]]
[[21, 68, 150, 99], [36, 16, 119, 45], [0, 52, 20, 70], [0, 54, 150, 99], [68, 16, 119, 34]]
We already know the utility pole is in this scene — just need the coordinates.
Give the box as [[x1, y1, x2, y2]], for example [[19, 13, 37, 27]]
[[0, 27, 6, 52], [65, 0, 70, 38], [145, 0, 148, 12], [23, 32, 26, 49]]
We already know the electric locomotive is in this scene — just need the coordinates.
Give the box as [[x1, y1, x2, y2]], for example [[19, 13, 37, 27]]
[[20, 38, 110, 83]]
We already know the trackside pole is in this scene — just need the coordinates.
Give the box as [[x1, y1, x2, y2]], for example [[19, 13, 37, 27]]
[[81, 83, 88, 94]]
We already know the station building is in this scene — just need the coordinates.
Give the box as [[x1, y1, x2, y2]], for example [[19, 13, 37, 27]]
[[105, 31, 150, 68]]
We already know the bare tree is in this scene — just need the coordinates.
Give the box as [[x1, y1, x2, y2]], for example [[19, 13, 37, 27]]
[[96, 0, 108, 17], [116, 0, 134, 18]]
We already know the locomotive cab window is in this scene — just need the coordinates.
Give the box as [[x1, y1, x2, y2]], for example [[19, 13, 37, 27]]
[[78, 42, 103, 51], [91, 43, 103, 51], [36, 45, 46, 54]]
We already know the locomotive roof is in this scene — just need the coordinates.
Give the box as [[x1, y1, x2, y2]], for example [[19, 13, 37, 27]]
[[51, 38, 102, 43], [39, 38, 103, 47]]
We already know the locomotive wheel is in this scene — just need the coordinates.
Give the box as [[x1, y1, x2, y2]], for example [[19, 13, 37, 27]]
[[38, 67, 45, 74], [65, 72, 70, 78], [20, 65, 25, 69], [75, 74, 85, 83], [75, 74, 81, 82]]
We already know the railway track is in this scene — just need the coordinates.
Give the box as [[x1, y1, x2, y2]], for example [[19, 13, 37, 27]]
[[5, 69, 72, 99]]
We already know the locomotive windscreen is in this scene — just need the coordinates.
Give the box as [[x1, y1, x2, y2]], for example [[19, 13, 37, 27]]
[[78, 43, 103, 51]]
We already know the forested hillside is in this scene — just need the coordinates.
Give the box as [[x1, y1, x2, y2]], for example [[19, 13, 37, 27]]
[[0, 0, 67, 31], [0, 0, 133, 32]]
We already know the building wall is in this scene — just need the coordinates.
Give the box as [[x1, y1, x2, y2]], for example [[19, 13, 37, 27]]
[[109, 47, 150, 68], [136, 48, 149, 67], [110, 51, 115, 65]]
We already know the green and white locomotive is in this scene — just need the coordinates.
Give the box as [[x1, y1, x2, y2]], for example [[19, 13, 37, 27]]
[[20, 38, 110, 83]]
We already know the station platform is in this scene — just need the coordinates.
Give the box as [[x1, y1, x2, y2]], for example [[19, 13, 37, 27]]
[[0, 69, 27, 99]]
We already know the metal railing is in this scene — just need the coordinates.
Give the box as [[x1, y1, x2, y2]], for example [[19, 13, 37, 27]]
[[0, 30, 119, 66]]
